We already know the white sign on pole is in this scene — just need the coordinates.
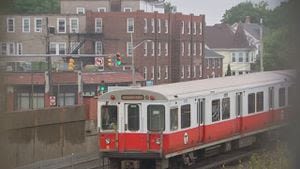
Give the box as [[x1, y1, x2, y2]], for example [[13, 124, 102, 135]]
[[95, 57, 104, 67], [49, 96, 56, 106]]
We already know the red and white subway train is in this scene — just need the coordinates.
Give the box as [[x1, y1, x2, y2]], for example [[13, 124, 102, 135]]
[[98, 70, 293, 169]]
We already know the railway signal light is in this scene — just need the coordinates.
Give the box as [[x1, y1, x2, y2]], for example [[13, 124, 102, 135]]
[[116, 52, 122, 66], [98, 84, 107, 92], [68, 57, 75, 71], [107, 56, 113, 67]]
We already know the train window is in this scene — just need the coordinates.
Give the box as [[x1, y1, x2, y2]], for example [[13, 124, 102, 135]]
[[197, 99, 205, 124], [127, 104, 140, 131], [288, 86, 293, 106], [181, 104, 191, 128], [256, 92, 264, 112], [236, 92, 242, 116], [279, 88, 286, 107], [269, 87, 274, 109], [222, 98, 230, 120], [147, 105, 165, 131], [212, 99, 220, 122], [170, 108, 178, 131], [248, 93, 255, 114], [101, 105, 118, 130]]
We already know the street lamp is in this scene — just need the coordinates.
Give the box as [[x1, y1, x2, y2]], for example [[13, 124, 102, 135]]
[[130, 33, 152, 86]]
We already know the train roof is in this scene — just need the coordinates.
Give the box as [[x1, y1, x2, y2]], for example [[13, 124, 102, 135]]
[[100, 70, 294, 101]]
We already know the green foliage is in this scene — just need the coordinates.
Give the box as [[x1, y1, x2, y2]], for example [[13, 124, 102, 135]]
[[225, 64, 231, 76], [164, 2, 177, 13], [1, 0, 59, 14]]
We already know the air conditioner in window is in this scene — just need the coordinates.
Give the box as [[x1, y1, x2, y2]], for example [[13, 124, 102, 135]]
[[95, 27, 102, 33], [71, 29, 78, 33]]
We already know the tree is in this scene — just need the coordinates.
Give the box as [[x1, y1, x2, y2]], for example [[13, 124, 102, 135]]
[[164, 2, 177, 13], [225, 64, 231, 76]]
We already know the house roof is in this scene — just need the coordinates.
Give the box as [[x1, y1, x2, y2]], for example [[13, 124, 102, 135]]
[[205, 23, 253, 49], [205, 48, 224, 58]]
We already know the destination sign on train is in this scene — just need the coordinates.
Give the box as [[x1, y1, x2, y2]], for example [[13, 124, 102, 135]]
[[121, 95, 144, 100]]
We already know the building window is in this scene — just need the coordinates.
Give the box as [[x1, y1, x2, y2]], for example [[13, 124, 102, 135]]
[[58, 93, 76, 106], [157, 19, 161, 33], [22, 17, 30, 32], [16, 43, 22, 55], [76, 7, 85, 14], [95, 41, 103, 54], [151, 18, 155, 33], [158, 66, 161, 80], [50, 42, 66, 55], [151, 41, 155, 56], [193, 22, 197, 35], [143, 66, 147, 80], [193, 43, 196, 56], [16, 93, 44, 110], [158, 42, 161, 56], [165, 19, 168, 33], [188, 21, 191, 34], [127, 18, 134, 33], [165, 42, 168, 56], [188, 43, 191, 56], [181, 104, 191, 129], [151, 66, 154, 80], [69, 18, 79, 33], [97, 7, 107, 12], [7, 18, 15, 32], [199, 22, 202, 35], [256, 92, 264, 112], [245, 52, 249, 62], [193, 65, 196, 78], [127, 42, 133, 56], [170, 107, 178, 131], [34, 18, 42, 32], [57, 18, 66, 33], [181, 42, 185, 56], [199, 65, 202, 77], [7, 42, 15, 55], [238, 52, 243, 62], [232, 53, 236, 62], [212, 99, 220, 122], [144, 42, 147, 56], [222, 98, 230, 120], [164, 65, 168, 79], [1, 43, 7, 55], [124, 7, 132, 12], [206, 59, 209, 69], [144, 18, 148, 33], [95, 18, 103, 33], [181, 21, 185, 34], [199, 42, 202, 56], [187, 65, 191, 78], [70, 42, 80, 54], [181, 65, 184, 79]]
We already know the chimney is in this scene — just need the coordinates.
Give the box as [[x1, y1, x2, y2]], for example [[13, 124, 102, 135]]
[[245, 16, 251, 24]]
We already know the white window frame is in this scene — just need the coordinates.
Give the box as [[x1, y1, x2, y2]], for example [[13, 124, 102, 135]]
[[151, 18, 155, 33], [127, 42, 133, 56], [193, 43, 196, 56], [165, 42, 168, 56], [187, 65, 191, 78], [49, 42, 66, 55], [193, 22, 197, 35], [22, 17, 30, 33], [97, 7, 107, 12], [165, 19, 168, 34], [158, 42, 161, 56], [199, 42, 202, 56], [7, 18, 15, 32], [127, 18, 134, 33], [57, 18, 66, 33], [76, 7, 85, 14], [151, 41, 155, 56], [95, 18, 103, 33], [158, 66, 161, 80], [199, 22, 202, 35], [34, 18, 42, 32], [69, 18, 79, 33], [1, 43, 7, 55], [144, 42, 147, 56], [199, 65, 202, 77], [7, 42, 15, 55], [157, 19, 161, 33], [95, 41, 103, 54], [143, 66, 147, 80], [193, 65, 196, 78], [151, 66, 154, 80], [144, 18, 148, 33], [181, 21, 185, 34], [124, 7, 132, 12], [181, 65, 185, 79], [16, 43, 22, 55], [181, 42, 185, 56], [164, 65, 168, 79], [188, 21, 191, 34], [188, 43, 191, 56]]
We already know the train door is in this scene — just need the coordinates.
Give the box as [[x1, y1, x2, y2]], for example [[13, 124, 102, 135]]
[[123, 103, 144, 151], [235, 92, 243, 133], [197, 98, 205, 143]]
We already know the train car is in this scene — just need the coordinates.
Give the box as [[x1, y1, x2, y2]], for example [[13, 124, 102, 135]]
[[97, 70, 293, 169]]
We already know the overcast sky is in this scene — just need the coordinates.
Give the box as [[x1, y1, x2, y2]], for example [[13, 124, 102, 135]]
[[165, 0, 287, 25]]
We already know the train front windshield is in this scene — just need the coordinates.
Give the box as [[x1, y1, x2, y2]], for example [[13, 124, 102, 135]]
[[101, 105, 118, 130]]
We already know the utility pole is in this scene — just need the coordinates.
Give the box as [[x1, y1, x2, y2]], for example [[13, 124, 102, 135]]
[[46, 17, 53, 96], [260, 18, 264, 72]]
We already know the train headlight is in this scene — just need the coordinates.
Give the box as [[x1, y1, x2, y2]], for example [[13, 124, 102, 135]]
[[155, 138, 161, 145], [105, 138, 111, 144]]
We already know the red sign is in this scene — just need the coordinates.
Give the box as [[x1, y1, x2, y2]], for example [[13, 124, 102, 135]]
[[49, 96, 56, 106], [95, 57, 104, 67]]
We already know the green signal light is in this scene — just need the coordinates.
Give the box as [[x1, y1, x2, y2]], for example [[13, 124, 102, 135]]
[[99, 85, 106, 92], [116, 60, 122, 66]]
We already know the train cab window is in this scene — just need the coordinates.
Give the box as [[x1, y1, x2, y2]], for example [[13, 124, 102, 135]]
[[181, 104, 191, 128], [127, 104, 140, 131], [269, 87, 274, 109], [197, 99, 205, 124], [212, 99, 220, 122], [248, 93, 255, 114], [279, 88, 286, 107], [101, 105, 118, 130], [170, 108, 178, 131], [256, 92, 264, 112], [147, 105, 165, 131], [222, 98, 230, 120], [236, 92, 243, 116]]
